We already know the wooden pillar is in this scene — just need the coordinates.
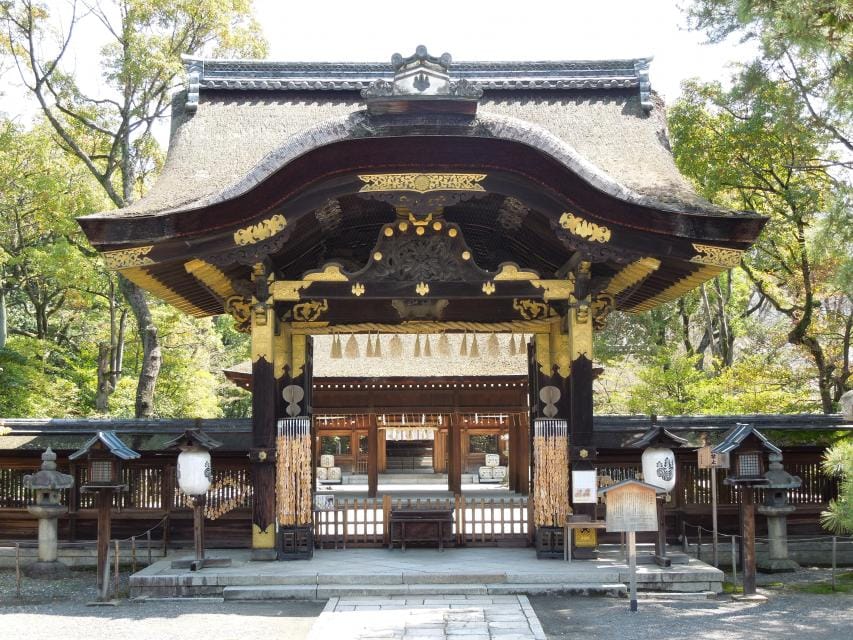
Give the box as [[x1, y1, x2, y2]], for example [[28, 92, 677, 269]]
[[518, 415, 530, 496], [368, 413, 379, 498], [448, 411, 462, 495], [508, 420, 518, 492], [250, 264, 277, 558], [95, 488, 112, 588], [569, 281, 597, 558], [741, 486, 757, 595]]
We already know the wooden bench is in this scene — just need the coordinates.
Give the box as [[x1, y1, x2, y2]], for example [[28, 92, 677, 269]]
[[388, 509, 454, 551]]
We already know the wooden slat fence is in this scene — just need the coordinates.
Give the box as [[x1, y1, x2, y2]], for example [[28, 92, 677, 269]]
[[313, 495, 530, 548]]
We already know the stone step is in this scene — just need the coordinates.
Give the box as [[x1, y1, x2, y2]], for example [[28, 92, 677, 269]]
[[223, 582, 628, 600]]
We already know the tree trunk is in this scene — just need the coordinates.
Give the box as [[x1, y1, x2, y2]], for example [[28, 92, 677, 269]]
[[95, 342, 112, 413], [0, 281, 6, 349], [119, 275, 161, 418]]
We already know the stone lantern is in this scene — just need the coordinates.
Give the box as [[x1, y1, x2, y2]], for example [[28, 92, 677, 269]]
[[757, 453, 801, 572], [23, 447, 74, 577]]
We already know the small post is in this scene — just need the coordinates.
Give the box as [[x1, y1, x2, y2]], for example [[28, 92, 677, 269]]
[[114, 539, 120, 597], [100, 544, 111, 602], [831, 536, 837, 592], [711, 466, 719, 567], [15, 542, 21, 598], [131, 536, 137, 574], [698, 525, 703, 561], [731, 535, 738, 590], [147, 529, 152, 565], [681, 521, 687, 553], [628, 531, 638, 612]]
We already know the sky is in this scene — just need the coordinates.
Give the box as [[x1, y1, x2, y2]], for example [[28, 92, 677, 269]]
[[0, 0, 755, 134]]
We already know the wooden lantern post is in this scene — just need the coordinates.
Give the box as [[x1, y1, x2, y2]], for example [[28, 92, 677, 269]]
[[628, 424, 691, 567], [598, 480, 665, 612], [163, 429, 231, 571], [69, 431, 140, 590], [713, 423, 779, 596]]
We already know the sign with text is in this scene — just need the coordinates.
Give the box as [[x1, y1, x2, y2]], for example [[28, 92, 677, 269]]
[[698, 445, 730, 469], [572, 470, 598, 504], [600, 481, 660, 532]]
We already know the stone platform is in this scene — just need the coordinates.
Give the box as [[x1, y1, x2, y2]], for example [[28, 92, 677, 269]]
[[130, 546, 723, 599]]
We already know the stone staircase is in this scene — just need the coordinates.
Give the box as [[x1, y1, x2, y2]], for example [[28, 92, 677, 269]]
[[129, 548, 724, 600]]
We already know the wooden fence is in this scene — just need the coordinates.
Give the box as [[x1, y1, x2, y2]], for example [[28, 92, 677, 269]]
[[313, 495, 531, 548], [0, 446, 839, 543]]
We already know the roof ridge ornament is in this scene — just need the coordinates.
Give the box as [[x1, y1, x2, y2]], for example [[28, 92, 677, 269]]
[[362, 46, 482, 113]]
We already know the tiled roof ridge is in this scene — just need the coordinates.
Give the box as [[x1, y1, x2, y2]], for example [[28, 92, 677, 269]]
[[182, 55, 653, 110]]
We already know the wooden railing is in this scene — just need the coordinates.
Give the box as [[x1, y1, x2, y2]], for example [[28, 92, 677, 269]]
[[313, 495, 530, 548]]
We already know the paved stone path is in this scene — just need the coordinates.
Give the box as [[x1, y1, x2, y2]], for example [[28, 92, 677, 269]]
[[307, 594, 546, 640]]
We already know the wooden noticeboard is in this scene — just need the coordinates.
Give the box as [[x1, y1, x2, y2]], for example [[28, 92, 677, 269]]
[[599, 480, 660, 532]]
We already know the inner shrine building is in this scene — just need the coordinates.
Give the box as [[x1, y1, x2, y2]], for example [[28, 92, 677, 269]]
[[77, 47, 765, 556]]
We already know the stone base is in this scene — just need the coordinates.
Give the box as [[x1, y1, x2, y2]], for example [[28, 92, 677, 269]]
[[757, 557, 800, 573], [23, 560, 72, 579], [250, 548, 278, 562]]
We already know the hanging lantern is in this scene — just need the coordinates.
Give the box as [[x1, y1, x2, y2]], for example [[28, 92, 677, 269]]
[[641, 447, 676, 493], [177, 447, 213, 496]]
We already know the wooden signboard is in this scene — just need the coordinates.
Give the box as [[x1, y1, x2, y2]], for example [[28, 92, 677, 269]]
[[698, 445, 730, 470], [600, 481, 660, 533]]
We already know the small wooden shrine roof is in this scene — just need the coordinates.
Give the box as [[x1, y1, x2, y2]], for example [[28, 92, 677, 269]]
[[712, 423, 782, 455], [68, 430, 141, 461], [77, 49, 766, 324]]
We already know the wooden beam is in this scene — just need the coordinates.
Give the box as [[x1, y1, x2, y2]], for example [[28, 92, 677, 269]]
[[368, 413, 379, 498], [448, 410, 462, 496]]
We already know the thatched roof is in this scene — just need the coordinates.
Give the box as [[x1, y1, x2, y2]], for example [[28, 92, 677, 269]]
[[103, 55, 719, 219]]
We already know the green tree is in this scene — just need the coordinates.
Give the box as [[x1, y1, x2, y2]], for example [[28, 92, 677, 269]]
[[685, 0, 852, 158], [821, 439, 853, 534], [1, 0, 266, 416], [669, 73, 852, 412]]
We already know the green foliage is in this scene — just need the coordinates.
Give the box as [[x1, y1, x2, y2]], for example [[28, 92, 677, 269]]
[[685, 0, 852, 153], [0, 336, 82, 417], [821, 440, 853, 534], [668, 68, 851, 412]]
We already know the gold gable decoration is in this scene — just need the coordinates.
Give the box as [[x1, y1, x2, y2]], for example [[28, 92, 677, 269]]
[[358, 173, 487, 194], [102, 245, 154, 269], [559, 213, 611, 243], [690, 243, 744, 268], [233, 214, 287, 246]]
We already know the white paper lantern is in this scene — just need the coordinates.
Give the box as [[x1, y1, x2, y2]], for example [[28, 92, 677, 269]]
[[641, 447, 676, 493], [177, 448, 212, 496]]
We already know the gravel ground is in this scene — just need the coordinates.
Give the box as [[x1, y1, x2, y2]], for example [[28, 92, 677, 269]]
[[531, 567, 853, 640], [3, 567, 852, 640]]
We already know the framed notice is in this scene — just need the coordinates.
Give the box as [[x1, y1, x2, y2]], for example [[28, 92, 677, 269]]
[[572, 470, 598, 504]]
